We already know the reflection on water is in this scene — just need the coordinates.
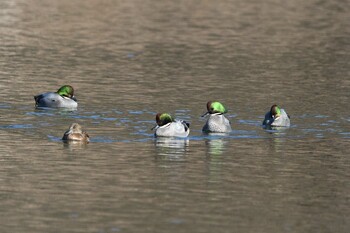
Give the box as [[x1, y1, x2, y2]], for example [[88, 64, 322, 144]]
[[204, 133, 229, 156], [0, 0, 349, 232], [265, 131, 289, 154], [205, 138, 227, 155], [62, 140, 89, 151], [155, 137, 189, 158], [263, 126, 293, 153]]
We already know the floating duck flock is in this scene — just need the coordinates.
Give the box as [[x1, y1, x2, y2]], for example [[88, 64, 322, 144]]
[[34, 85, 291, 143]]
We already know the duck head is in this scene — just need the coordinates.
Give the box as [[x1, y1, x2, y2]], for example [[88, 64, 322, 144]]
[[151, 113, 174, 130], [156, 113, 174, 126], [202, 101, 228, 117], [57, 85, 77, 101], [270, 104, 281, 119], [67, 123, 83, 134]]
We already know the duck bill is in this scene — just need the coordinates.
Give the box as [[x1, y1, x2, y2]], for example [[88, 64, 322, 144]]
[[201, 112, 209, 117], [273, 115, 281, 120], [72, 96, 77, 102], [63, 128, 73, 137], [151, 124, 159, 130]]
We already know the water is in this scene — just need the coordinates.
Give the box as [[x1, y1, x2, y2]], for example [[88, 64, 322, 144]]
[[0, 0, 349, 232]]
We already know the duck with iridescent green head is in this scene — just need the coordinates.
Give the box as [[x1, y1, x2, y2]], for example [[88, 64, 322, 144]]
[[152, 113, 190, 137], [202, 101, 232, 133], [34, 85, 78, 108], [262, 104, 290, 127]]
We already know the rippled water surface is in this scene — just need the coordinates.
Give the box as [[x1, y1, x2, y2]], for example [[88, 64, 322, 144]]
[[0, 0, 349, 232]]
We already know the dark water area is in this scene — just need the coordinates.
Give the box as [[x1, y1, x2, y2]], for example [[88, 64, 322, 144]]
[[0, 0, 349, 232]]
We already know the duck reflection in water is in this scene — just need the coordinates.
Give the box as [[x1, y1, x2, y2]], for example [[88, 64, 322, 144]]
[[155, 137, 189, 159], [264, 127, 289, 153], [204, 133, 228, 156]]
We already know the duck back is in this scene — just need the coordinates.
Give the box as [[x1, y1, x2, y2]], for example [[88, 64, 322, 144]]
[[263, 109, 290, 127], [202, 114, 232, 133], [155, 120, 190, 137], [34, 92, 77, 108]]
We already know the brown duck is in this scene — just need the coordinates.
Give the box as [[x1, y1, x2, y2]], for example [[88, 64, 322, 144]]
[[62, 123, 90, 142]]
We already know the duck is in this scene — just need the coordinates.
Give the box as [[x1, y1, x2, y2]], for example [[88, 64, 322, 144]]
[[202, 101, 232, 133], [34, 85, 78, 108], [262, 104, 290, 127], [152, 113, 190, 137], [62, 123, 90, 142]]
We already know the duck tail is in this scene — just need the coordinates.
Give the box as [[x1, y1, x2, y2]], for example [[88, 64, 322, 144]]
[[34, 94, 43, 106], [182, 121, 190, 131]]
